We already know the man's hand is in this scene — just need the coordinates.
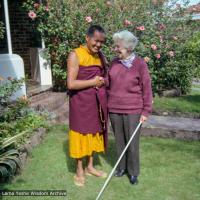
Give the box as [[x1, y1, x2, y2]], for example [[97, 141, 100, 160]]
[[93, 76, 105, 88], [140, 115, 147, 123]]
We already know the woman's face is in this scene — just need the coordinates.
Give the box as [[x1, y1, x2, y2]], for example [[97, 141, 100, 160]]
[[114, 40, 130, 59]]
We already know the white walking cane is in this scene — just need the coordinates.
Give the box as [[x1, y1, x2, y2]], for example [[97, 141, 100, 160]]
[[95, 121, 142, 200]]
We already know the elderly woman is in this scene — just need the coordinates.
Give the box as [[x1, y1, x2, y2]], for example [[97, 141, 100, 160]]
[[107, 30, 153, 185]]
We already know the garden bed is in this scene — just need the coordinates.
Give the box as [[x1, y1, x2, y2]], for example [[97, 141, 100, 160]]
[[0, 127, 47, 184]]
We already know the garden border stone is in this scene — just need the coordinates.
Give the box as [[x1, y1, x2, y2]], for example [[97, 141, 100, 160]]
[[141, 115, 200, 141], [18, 127, 47, 169], [152, 109, 200, 119]]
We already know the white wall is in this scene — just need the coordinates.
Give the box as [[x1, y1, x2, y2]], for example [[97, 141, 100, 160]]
[[0, 54, 26, 100]]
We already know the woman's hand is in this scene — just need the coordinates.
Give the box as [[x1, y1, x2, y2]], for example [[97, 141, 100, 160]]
[[93, 76, 105, 88], [140, 115, 147, 123]]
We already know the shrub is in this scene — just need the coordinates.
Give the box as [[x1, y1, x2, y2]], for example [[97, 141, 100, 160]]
[[0, 77, 48, 181], [0, 76, 49, 140], [0, 77, 24, 105], [0, 135, 23, 182], [184, 31, 200, 79], [23, 0, 199, 94]]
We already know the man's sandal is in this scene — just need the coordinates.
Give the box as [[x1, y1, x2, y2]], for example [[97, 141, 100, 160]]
[[85, 167, 107, 178], [73, 175, 85, 187]]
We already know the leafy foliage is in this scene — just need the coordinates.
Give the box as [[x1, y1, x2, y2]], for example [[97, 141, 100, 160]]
[[0, 132, 28, 181], [0, 77, 48, 135], [0, 78, 24, 105], [184, 31, 200, 79], [0, 77, 48, 181], [23, 0, 199, 93]]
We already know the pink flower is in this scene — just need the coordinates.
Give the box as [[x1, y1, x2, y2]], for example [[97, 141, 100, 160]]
[[124, 20, 132, 26], [106, 1, 112, 6], [28, 11, 37, 20], [151, 44, 157, 51], [152, 0, 157, 5], [136, 25, 145, 31], [168, 51, 175, 57], [159, 24, 166, 30], [156, 54, 161, 59], [144, 57, 150, 63], [159, 36, 164, 43], [172, 36, 178, 40], [45, 6, 49, 11], [85, 16, 92, 23], [34, 3, 40, 9], [192, 7, 197, 11]]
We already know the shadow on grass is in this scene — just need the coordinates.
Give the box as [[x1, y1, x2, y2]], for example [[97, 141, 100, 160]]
[[180, 94, 200, 104], [141, 137, 200, 159], [0, 183, 5, 200], [62, 135, 118, 173], [0, 179, 15, 200], [100, 137, 117, 168]]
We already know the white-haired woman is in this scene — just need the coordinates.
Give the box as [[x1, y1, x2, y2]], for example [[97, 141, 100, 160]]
[[107, 30, 153, 184]]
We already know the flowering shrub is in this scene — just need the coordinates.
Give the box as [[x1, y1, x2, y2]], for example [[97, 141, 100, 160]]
[[23, 0, 199, 94]]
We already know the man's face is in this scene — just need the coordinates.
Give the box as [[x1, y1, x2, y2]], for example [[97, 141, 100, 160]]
[[86, 31, 106, 53]]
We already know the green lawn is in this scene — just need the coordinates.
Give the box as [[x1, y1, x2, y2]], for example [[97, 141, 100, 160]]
[[153, 89, 200, 114], [193, 84, 200, 89], [1, 125, 200, 200]]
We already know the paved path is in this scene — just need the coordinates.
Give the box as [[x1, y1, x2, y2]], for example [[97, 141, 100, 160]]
[[31, 92, 200, 140], [144, 115, 200, 132], [142, 115, 200, 140]]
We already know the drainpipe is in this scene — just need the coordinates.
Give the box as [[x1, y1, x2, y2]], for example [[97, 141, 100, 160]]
[[3, 0, 12, 54]]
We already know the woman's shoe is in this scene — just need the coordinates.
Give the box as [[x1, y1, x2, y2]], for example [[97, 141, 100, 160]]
[[85, 167, 107, 178], [128, 175, 138, 185], [114, 169, 126, 177], [73, 175, 85, 187]]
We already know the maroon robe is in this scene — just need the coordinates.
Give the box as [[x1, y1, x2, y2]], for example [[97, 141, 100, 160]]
[[68, 54, 108, 148]]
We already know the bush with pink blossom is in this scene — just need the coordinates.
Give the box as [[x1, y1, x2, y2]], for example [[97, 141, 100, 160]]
[[23, 0, 199, 94]]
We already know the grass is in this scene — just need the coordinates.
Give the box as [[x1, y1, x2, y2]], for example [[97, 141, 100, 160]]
[[1, 125, 200, 200], [193, 84, 200, 89], [153, 89, 200, 114]]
